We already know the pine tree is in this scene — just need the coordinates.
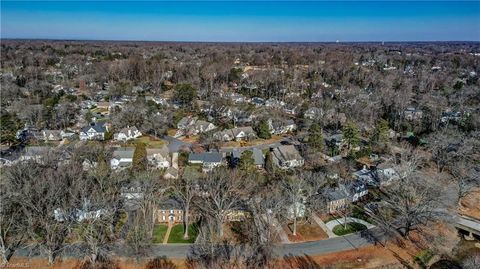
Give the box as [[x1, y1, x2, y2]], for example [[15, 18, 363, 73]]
[[342, 121, 360, 153], [374, 118, 389, 143], [309, 122, 324, 150], [265, 151, 275, 174], [239, 150, 254, 170], [132, 142, 148, 171], [257, 119, 271, 139]]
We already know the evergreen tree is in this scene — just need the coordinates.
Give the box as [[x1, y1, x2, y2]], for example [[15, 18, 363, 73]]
[[0, 111, 21, 145], [239, 150, 254, 170], [257, 119, 271, 139], [371, 118, 389, 144], [342, 121, 360, 153], [308, 122, 324, 150], [173, 83, 197, 108], [265, 151, 275, 174], [132, 142, 148, 171]]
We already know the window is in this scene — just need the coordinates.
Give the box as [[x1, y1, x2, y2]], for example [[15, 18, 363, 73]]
[[162, 216, 165, 221], [162, 210, 165, 214], [170, 209, 174, 214]]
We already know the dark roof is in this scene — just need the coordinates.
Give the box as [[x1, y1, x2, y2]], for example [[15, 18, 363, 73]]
[[158, 198, 182, 210], [81, 122, 106, 133], [188, 152, 223, 163]]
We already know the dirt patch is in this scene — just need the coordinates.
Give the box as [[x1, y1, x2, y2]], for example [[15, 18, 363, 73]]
[[459, 188, 480, 219], [7, 256, 187, 269], [285, 221, 328, 242]]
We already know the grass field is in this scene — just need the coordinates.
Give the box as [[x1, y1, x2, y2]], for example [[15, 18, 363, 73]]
[[168, 224, 199, 243], [152, 224, 168, 243], [332, 222, 367, 236], [131, 135, 166, 148]]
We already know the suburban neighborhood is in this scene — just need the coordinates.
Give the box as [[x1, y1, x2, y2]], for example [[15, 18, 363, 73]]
[[1, 33, 479, 269]]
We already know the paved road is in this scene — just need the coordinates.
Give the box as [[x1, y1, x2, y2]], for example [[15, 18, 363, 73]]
[[163, 136, 191, 153], [13, 229, 380, 259]]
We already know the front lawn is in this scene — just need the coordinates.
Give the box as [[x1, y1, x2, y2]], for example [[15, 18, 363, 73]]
[[133, 135, 166, 148], [332, 222, 367, 236], [168, 223, 199, 243], [152, 224, 168, 243]]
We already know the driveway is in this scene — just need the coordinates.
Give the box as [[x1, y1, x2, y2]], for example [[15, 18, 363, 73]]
[[163, 136, 191, 153], [325, 217, 376, 231]]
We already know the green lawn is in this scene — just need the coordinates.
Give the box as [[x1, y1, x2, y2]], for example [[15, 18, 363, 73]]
[[332, 222, 367, 236], [131, 136, 166, 148], [152, 224, 168, 243], [168, 223, 199, 243]]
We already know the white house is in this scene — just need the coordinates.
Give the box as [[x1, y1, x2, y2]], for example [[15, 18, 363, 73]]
[[271, 145, 304, 169], [114, 126, 142, 142], [110, 147, 135, 169], [147, 147, 170, 169], [80, 122, 107, 141], [213, 127, 257, 142]]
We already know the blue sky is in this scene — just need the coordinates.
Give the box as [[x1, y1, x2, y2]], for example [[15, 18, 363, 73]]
[[1, 1, 480, 41]]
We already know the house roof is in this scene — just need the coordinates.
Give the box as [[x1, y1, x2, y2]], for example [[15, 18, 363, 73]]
[[146, 146, 169, 158], [252, 148, 264, 166], [112, 147, 135, 159], [188, 152, 223, 163], [272, 145, 302, 162], [325, 185, 349, 201], [23, 146, 51, 157], [81, 122, 106, 133], [117, 126, 139, 134], [158, 198, 182, 210]]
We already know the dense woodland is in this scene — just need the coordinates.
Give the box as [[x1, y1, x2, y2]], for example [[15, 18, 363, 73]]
[[0, 41, 479, 268]]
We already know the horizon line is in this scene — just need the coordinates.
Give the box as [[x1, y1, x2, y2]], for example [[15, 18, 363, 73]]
[[2, 38, 480, 44]]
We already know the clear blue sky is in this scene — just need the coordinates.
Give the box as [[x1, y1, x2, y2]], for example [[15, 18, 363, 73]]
[[1, 1, 480, 42]]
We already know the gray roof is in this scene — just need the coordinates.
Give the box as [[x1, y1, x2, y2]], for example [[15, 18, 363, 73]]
[[252, 148, 264, 166], [146, 146, 169, 158], [188, 152, 223, 163], [158, 198, 182, 210], [23, 146, 50, 157], [81, 122, 106, 133], [112, 147, 135, 159], [325, 185, 349, 201], [272, 145, 302, 162]]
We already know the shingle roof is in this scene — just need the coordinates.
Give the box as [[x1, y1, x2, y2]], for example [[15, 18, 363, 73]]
[[112, 147, 135, 159], [252, 148, 264, 166], [188, 152, 223, 163], [272, 145, 302, 162], [81, 122, 106, 133]]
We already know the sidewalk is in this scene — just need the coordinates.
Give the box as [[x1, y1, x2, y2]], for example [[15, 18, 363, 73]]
[[325, 217, 375, 231], [312, 214, 337, 238], [163, 223, 173, 244]]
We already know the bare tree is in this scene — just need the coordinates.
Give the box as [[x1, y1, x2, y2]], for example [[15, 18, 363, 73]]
[[279, 173, 313, 236], [195, 168, 245, 238], [8, 154, 82, 264], [372, 174, 445, 238], [0, 176, 26, 264], [171, 176, 196, 240]]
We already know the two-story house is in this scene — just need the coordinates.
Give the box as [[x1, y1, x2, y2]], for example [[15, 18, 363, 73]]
[[80, 122, 108, 141]]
